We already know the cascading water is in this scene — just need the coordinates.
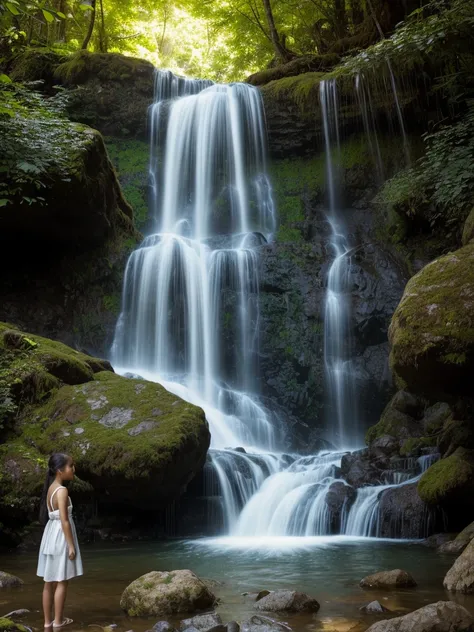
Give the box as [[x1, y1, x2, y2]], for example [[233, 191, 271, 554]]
[[320, 79, 359, 449], [112, 73, 277, 454], [112, 69, 433, 543]]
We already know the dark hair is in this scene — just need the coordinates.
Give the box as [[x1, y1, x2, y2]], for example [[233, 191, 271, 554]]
[[39, 453, 71, 525]]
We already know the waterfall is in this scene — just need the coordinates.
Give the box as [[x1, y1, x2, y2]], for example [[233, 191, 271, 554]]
[[320, 80, 359, 449], [112, 73, 277, 454], [112, 69, 431, 543]]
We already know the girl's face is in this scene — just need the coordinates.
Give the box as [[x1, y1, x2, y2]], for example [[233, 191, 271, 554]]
[[60, 458, 76, 481]]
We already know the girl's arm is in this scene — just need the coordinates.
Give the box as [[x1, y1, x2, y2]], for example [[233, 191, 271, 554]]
[[57, 488, 76, 560]]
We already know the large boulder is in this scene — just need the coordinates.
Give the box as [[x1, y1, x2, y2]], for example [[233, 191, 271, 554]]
[[55, 51, 155, 139], [444, 539, 474, 593], [325, 481, 357, 530], [418, 448, 474, 515], [120, 570, 216, 616], [340, 450, 383, 488], [21, 371, 209, 509], [0, 84, 139, 355], [366, 394, 423, 446], [254, 590, 319, 613], [378, 483, 438, 539], [438, 419, 474, 458], [0, 103, 133, 249], [365, 601, 474, 632], [360, 569, 417, 589], [0, 325, 209, 541], [389, 244, 474, 398]]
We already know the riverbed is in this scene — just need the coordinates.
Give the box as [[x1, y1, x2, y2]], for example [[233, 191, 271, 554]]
[[1, 538, 472, 632]]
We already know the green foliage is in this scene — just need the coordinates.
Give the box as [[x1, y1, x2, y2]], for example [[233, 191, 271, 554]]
[[0, 83, 89, 207], [0, 349, 17, 432], [377, 101, 474, 233], [334, 0, 474, 98], [105, 137, 149, 229]]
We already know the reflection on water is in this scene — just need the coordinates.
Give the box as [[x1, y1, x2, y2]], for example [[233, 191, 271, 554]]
[[0, 539, 472, 632]]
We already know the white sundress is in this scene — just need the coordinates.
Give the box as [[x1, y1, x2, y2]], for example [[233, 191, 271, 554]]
[[37, 485, 84, 582]]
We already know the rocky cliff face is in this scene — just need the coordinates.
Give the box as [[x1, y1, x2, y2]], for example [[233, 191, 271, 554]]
[[0, 83, 140, 357], [257, 203, 406, 448]]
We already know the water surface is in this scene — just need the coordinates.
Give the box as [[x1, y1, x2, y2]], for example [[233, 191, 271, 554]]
[[1, 538, 471, 632]]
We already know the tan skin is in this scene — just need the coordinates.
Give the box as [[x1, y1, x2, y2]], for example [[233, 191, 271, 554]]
[[42, 458, 76, 629]]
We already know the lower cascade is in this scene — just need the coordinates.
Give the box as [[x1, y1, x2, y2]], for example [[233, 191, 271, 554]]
[[112, 70, 436, 541]]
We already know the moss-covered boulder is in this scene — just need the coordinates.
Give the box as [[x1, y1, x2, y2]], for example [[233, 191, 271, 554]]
[[366, 393, 423, 446], [0, 322, 111, 429], [418, 448, 474, 513], [0, 324, 210, 539], [1, 104, 133, 248], [0, 619, 29, 632], [389, 243, 474, 397], [0, 84, 140, 354], [24, 371, 209, 508], [120, 570, 216, 616], [54, 51, 154, 139], [8, 48, 66, 86], [247, 54, 340, 86]]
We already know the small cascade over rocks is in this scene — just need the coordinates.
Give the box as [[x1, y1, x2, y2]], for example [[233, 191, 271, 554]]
[[112, 69, 435, 543]]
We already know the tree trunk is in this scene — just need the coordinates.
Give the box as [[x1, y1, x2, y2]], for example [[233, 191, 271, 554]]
[[81, 0, 97, 50], [350, 0, 364, 27], [57, 0, 67, 41], [333, 0, 347, 39], [261, 0, 293, 62], [98, 0, 108, 52]]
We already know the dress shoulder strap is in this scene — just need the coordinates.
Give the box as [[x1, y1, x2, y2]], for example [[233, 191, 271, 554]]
[[48, 485, 67, 511]]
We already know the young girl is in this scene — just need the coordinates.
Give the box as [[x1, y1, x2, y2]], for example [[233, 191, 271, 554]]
[[37, 453, 83, 629]]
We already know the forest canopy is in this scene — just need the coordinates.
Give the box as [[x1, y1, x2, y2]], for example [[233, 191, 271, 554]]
[[0, 0, 438, 81]]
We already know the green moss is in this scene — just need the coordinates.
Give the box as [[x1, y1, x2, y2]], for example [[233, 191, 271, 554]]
[[0, 322, 110, 385], [389, 242, 474, 395], [262, 72, 325, 111], [0, 322, 114, 435], [418, 448, 474, 506], [0, 618, 29, 632], [55, 50, 150, 85], [400, 436, 436, 457], [22, 371, 206, 480], [365, 404, 420, 445], [103, 294, 121, 315], [9, 48, 65, 84], [269, 156, 324, 243], [104, 137, 149, 229], [248, 54, 340, 86]]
